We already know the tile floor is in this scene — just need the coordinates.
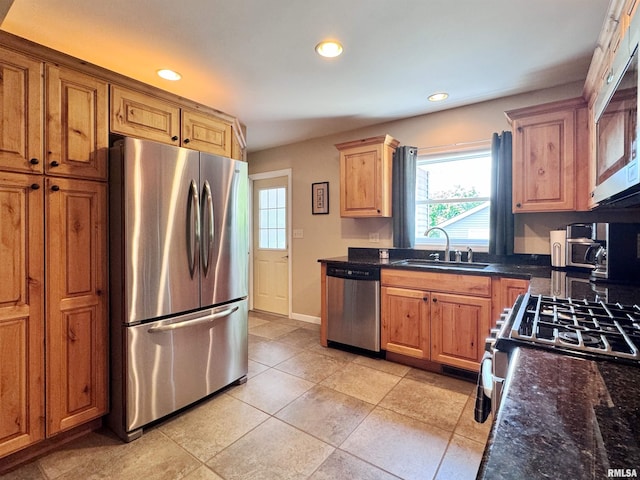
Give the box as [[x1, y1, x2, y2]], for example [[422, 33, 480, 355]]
[[1, 311, 491, 480]]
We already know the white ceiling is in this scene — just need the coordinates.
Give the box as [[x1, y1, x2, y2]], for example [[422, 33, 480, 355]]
[[1, 0, 610, 152]]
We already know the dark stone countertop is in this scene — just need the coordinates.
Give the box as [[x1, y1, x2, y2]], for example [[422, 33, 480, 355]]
[[318, 248, 640, 304], [477, 348, 640, 479]]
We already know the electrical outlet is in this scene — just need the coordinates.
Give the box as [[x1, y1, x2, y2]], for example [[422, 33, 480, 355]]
[[369, 233, 379, 243], [293, 229, 303, 239]]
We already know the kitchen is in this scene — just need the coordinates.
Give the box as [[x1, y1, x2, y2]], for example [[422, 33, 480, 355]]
[[1, 0, 640, 479]]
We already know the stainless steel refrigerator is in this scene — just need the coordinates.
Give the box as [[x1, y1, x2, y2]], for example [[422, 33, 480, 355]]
[[108, 137, 248, 441]]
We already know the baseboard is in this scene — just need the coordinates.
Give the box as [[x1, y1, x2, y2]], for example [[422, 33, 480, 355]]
[[290, 312, 321, 324]]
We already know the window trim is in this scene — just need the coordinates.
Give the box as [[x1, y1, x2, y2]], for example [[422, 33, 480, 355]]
[[414, 141, 492, 251]]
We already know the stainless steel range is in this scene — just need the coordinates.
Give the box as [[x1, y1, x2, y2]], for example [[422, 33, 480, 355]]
[[475, 293, 640, 423], [500, 293, 640, 363]]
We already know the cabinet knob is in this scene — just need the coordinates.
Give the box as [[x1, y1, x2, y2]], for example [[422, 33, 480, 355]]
[[51, 185, 60, 192], [31, 183, 40, 190], [516, 203, 522, 208], [30, 158, 39, 165], [50, 161, 60, 167], [183, 138, 191, 144], [171, 135, 179, 142], [432, 297, 438, 303], [423, 296, 428, 302]]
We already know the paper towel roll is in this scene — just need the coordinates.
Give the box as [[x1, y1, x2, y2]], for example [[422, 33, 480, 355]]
[[550, 229, 566, 268]]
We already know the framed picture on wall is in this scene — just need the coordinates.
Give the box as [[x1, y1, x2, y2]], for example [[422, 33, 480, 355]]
[[312, 182, 329, 214]]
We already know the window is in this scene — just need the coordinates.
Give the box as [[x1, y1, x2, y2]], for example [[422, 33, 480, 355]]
[[415, 144, 492, 249], [258, 187, 286, 249]]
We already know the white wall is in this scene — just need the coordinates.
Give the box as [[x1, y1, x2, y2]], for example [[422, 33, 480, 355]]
[[247, 82, 639, 319]]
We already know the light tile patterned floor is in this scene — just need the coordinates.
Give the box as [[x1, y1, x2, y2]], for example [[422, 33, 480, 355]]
[[1, 311, 491, 480]]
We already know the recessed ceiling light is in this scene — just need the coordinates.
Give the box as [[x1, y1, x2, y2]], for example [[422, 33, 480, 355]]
[[428, 92, 449, 102], [157, 69, 182, 81], [315, 40, 343, 58]]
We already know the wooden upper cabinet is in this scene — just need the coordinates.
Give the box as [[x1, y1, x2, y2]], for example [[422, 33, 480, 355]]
[[45, 177, 108, 435], [0, 47, 43, 174], [507, 98, 588, 212], [182, 108, 232, 157], [45, 66, 108, 180], [336, 135, 399, 217], [110, 85, 181, 145], [0, 172, 45, 456]]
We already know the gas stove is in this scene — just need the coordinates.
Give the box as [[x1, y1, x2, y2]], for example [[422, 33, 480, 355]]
[[495, 293, 640, 365]]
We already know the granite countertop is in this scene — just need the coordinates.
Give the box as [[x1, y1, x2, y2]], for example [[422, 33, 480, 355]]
[[318, 248, 640, 304], [477, 348, 640, 479]]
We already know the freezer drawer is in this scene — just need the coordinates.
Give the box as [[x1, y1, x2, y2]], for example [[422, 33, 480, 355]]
[[124, 300, 248, 434]]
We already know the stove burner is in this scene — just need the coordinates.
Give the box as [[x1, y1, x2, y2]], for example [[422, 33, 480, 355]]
[[564, 324, 590, 332], [508, 294, 640, 363], [558, 331, 601, 346]]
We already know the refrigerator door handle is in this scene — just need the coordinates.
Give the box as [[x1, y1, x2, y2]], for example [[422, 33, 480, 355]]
[[187, 179, 201, 278], [147, 306, 240, 333], [201, 180, 214, 277]]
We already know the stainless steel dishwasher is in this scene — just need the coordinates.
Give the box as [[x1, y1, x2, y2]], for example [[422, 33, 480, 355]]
[[326, 264, 380, 352]]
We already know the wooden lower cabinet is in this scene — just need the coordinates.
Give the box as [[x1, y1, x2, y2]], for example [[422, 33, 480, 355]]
[[45, 177, 108, 435], [430, 292, 491, 371], [0, 172, 45, 457], [381, 269, 493, 372], [0, 173, 107, 458], [381, 286, 430, 359]]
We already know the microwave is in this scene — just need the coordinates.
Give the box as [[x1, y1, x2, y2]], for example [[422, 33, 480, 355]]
[[592, 37, 640, 206]]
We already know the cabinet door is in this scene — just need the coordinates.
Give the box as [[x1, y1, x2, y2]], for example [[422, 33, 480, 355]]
[[110, 85, 180, 145], [45, 178, 107, 435], [0, 47, 43, 174], [430, 292, 491, 371], [512, 109, 576, 212], [0, 172, 45, 456], [45, 66, 108, 180], [340, 143, 387, 217], [492, 277, 529, 326], [181, 109, 232, 157], [381, 286, 430, 359]]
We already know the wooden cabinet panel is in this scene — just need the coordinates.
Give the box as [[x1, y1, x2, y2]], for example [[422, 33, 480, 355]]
[[0, 172, 45, 456], [512, 109, 575, 211], [0, 47, 43, 174], [508, 98, 588, 212], [336, 135, 398, 217], [381, 286, 430, 359], [45, 66, 108, 180], [110, 85, 180, 145], [45, 177, 107, 435], [431, 292, 491, 370], [182, 108, 232, 157], [381, 269, 491, 297], [492, 277, 529, 325]]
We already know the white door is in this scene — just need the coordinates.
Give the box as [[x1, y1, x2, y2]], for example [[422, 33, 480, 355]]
[[252, 176, 289, 315]]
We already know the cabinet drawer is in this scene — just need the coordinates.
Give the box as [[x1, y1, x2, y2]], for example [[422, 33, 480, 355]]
[[381, 268, 491, 297]]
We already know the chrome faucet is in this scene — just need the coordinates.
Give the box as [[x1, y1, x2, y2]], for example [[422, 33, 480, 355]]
[[467, 246, 473, 263], [424, 227, 450, 262]]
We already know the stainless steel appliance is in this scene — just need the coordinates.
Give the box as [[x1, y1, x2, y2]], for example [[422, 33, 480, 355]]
[[475, 293, 640, 422], [326, 264, 381, 352], [565, 223, 600, 269], [108, 137, 248, 441], [591, 223, 640, 284], [593, 38, 640, 207]]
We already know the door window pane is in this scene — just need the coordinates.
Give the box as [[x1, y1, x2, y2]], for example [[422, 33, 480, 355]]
[[258, 187, 286, 249]]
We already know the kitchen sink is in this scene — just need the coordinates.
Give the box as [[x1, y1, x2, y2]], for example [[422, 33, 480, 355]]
[[392, 259, 491, 270]]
